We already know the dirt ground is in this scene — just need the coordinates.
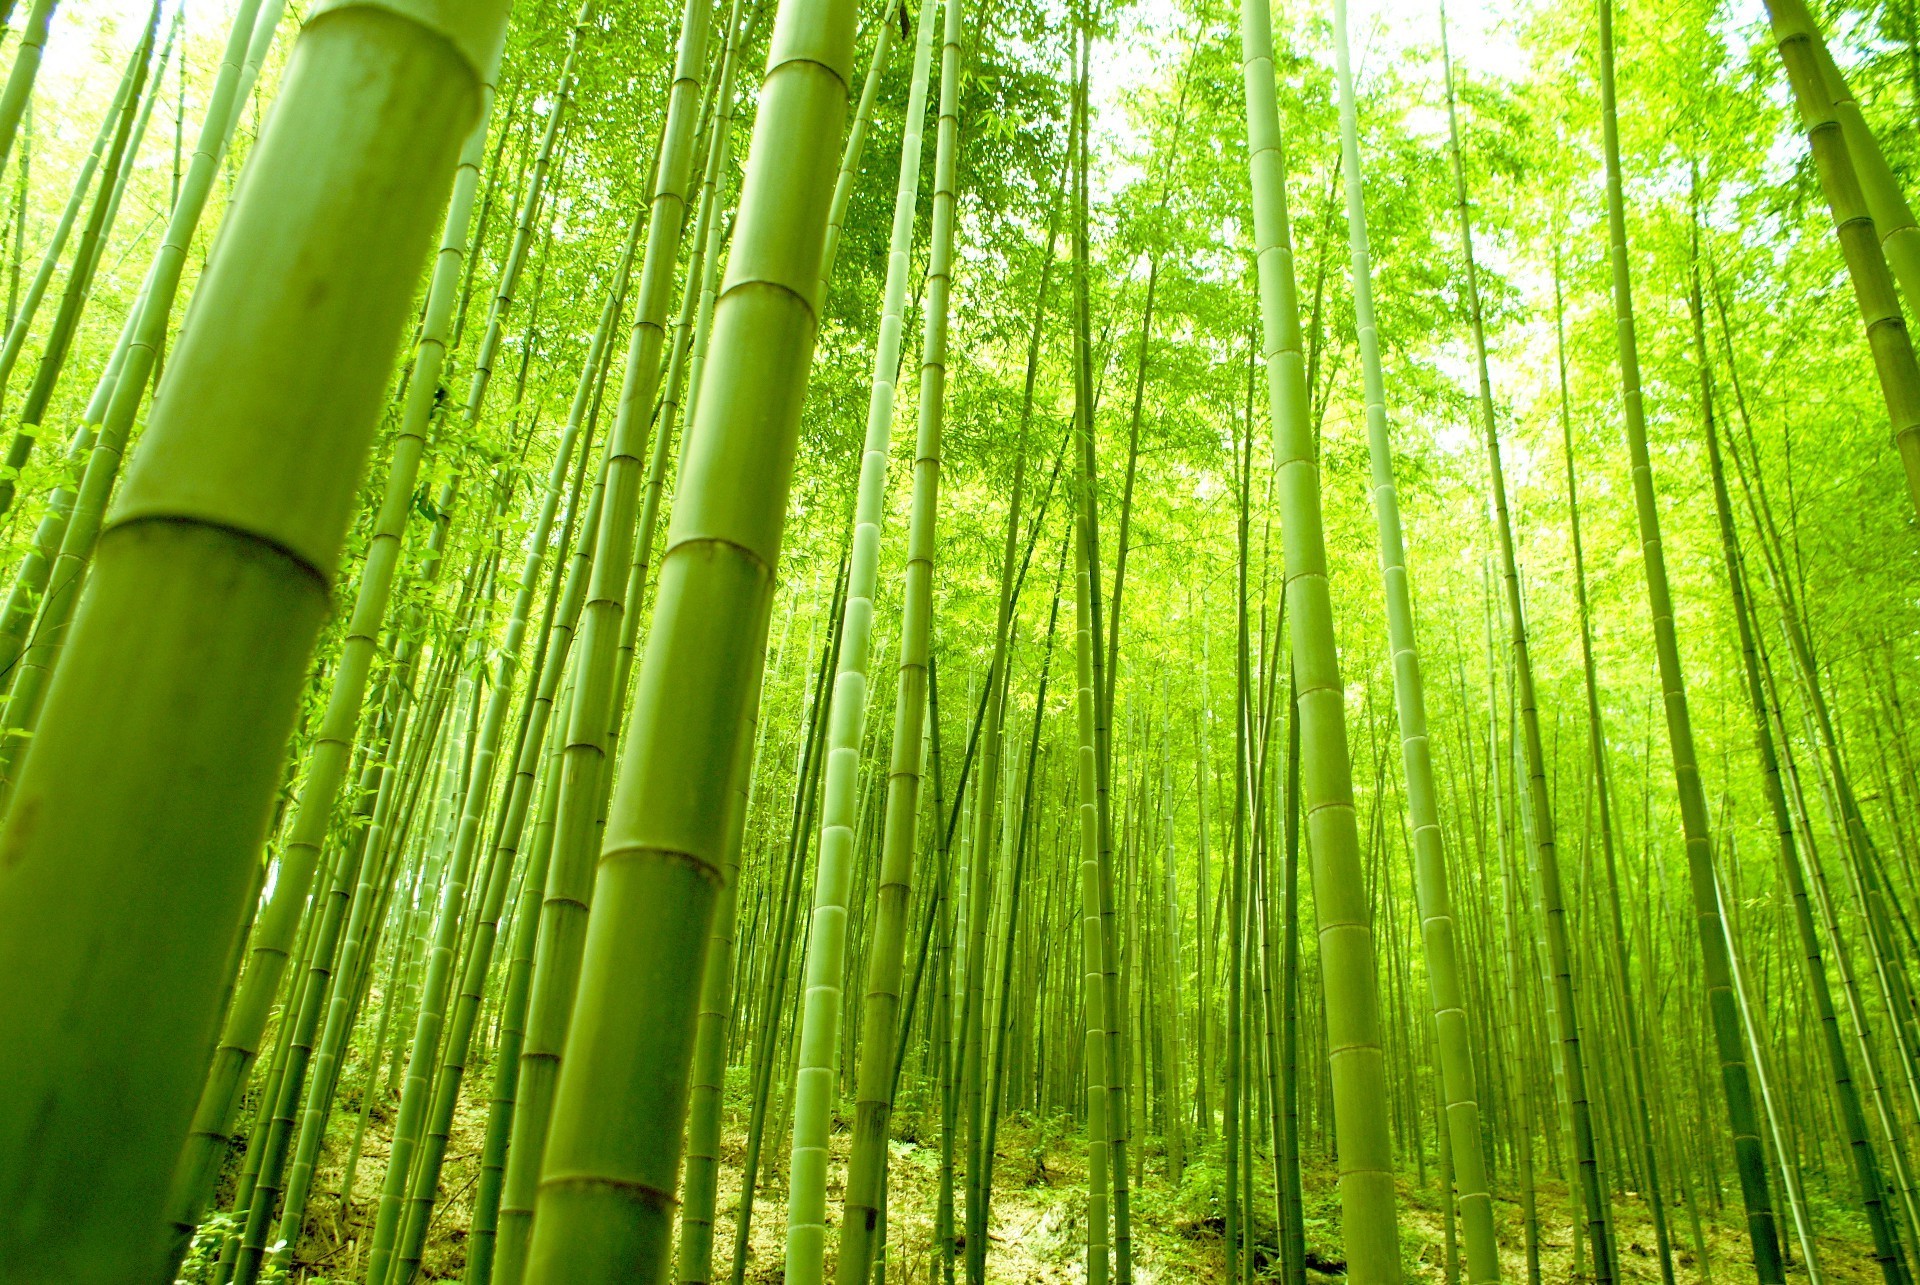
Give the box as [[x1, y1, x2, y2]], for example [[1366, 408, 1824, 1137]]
[[247, 1062, 1889, 1284]]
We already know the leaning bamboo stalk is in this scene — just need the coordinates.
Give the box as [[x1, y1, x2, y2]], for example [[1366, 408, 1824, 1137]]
[[1239, 0, 1402, 1273], [1763, 0, 1920, 525], [1797, 11, 1920, 316], [519, 0, 860, 1270], [1331, 5, 1497, 1277], [0, 0, 509, 1274], [494, 9, 718, 1275], [0, 0, 60, 183], [1063, 30, 1133, 1279], [784, 0, 939, 1277], [1439, 15, 1612, 1278], [1595, 1, 1786, 1273], [731, 557, 845, 1285], [160, 34, 506, 1260]]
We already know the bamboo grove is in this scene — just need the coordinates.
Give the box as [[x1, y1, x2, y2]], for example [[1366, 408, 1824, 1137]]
[[0, 0, 1917, 1278]]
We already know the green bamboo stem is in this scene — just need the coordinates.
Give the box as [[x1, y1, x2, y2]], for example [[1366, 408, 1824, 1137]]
[[0, 0, 58, 184], [1239, 0, 1402, 1274], [661, 34, 772, 1276], [1063, 41, 1112, 1282], [316, 220, 622, 1264], [1065, 31, 1131, 1280], [1762, 0, 1920, 525], [1076, 515, 1113, 1285], [5, 110, 22, 330], [1548, 240, 1676, 1285], [1594, 0, 1785, 1273], [1331, 5, 1497, 1277], [477, 409, 619, 1273], [494, 13, 716, 1277], [1439, 15, 1612, 1279], [379, 259, 635, 1285], [520, 0, 858, 1268], [731, 560, 845, 1285], [1796, 13, 1920, 317], [0, 0, 507, 1274], [0, 13, 155, 508], [0, 0, 292, 783], [161, 33, 503, 1260], [784, 0, 938, 1277], [1278, 654, 1306, 1285]]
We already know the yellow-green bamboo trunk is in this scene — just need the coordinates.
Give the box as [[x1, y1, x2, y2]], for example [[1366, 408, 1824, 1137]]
[[1763, 0, 1920, 525], [1330, 5, 1497, 1279], [519, 0, 859, 1273], [163, 33, 505, 1265], [1595, 2, 1785, 1276], [787, 1, 939, 1279], [0, 0, 505, 1277], [1075, 521, 1112, 1285], [1238, 0, 1402, 1276]]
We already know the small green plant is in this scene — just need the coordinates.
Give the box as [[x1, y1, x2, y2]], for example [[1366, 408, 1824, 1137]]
[[174, 1213, 237, 1285]]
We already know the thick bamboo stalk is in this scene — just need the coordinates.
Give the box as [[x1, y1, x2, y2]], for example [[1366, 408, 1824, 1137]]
[[1439, 15, 1612, 1278], [1331, 7, 1497, 1278], [161, 34, 506, 1260], [495, 11, 718, 1275], [1595, 1, 1785, 1273], [0, 0, 507, 1274], [1239, 0, 1402, 1274], [1763, 0, 1920, 524], [519, 0, 858, 1269], [786, 0, 939, 1277]]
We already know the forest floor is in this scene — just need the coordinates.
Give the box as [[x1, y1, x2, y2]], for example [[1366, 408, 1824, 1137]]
[[257, 1063, 1888, 1284]]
